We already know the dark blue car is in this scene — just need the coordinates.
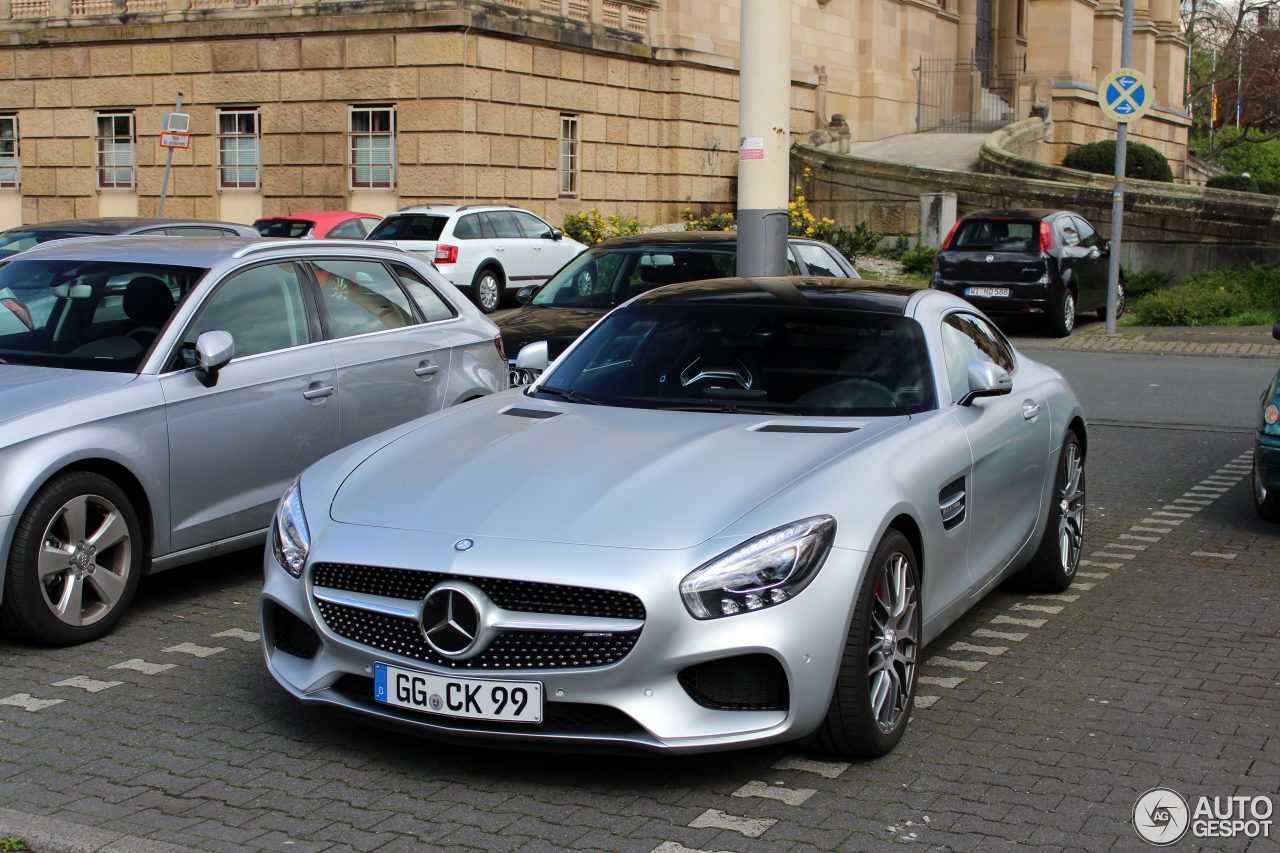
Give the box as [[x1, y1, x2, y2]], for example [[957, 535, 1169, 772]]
[[1255, 321, 1280, 522]]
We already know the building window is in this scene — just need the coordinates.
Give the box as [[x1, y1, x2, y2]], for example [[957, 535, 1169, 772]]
[[559, 114, 579, 197], [0, 115, 18, 189], [1017, 0, 1026, 36], [96, 112, 135, 190], [349, 105, 395, 190], [218, 109, 261, 190]]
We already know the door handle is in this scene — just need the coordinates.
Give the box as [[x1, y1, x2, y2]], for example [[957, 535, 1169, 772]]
[[415, 362, 440, 378], [1022, 400, 1041, 420], [303, 383, 335, 400]]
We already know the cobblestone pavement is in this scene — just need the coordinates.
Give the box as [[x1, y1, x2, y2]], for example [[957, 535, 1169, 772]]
[[1011, 322, 1280, 359], [1, 425, 1277, 852]]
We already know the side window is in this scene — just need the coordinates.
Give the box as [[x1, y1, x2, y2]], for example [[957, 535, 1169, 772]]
[[314, 258, 417, 338], [165, 226, 235, 237], [512, 211, 552, 239], [1058, 218, 1080, 247], [484, 211, 522, 239], [795, 243, 842, 277], [452, 214, 482, 240], [1071, 216, 1098, 247], [186, 262, 312, 360], [357, 218, 379, 236], [785, 248, 800, 275], [941, 312, 1015, 403], [621, 250, 734, 298], [326, 219, 365, 239], [392, 264, 457, 322]]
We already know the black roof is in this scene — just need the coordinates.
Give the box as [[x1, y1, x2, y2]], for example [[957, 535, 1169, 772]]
[[962, 208, 1071, 221], [630, 276, 917, 314], [7, 218, 236, 234]]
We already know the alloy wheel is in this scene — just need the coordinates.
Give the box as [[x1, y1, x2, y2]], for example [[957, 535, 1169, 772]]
[[867, 551, 919, 733], [478, 273, 500, 312], [1062, 292, 1076, 332], [1057, 441, 1086, 576], [38, 493, 133, 627]]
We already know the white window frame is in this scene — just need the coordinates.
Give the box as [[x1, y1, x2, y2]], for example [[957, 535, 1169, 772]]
[[349, 105, 396, 191], [0, 115, 19, 189], [95, 112, 136, 191], [217, 108, 261, 190], [559, 113, 579, 198]]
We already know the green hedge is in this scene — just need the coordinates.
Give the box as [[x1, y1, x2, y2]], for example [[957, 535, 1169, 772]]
[[1131, 265, 1280, 326], [1062, 140, 1174, 182], [1205, 174, 1261, 193]]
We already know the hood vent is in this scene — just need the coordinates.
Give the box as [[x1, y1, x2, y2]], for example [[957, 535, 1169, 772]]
[[754, 424, 857, 434], [503, 407, 560, 420]]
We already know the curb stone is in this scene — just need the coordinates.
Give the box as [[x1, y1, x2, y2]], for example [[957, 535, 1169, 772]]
[[0, 808, 198, 853]]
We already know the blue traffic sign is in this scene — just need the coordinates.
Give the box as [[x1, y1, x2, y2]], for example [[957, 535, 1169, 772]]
[[1098, 67, 1152, 123]]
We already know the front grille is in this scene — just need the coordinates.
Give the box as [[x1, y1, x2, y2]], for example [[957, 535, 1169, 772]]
[[312, 563, 645, 621], [311, 562, 644, 671], [332, 674, 642, 734], [678, 654, 790, 711], [270, 602, 320, 660]]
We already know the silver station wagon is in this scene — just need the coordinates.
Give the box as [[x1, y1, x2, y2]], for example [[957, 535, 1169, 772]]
[[0, 237, 506, 645]]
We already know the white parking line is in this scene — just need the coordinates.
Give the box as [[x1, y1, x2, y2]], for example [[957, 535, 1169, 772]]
[[1191, 551, 1237, 560], [1029, 593, 1079, 602], [992, 615, 1046, 628], [772, 756, 849, 779], [1013, 603, 1064, 614], [914, 695, 940, 709], [51, 677, 123, 693], [1154, 510, 1195, 518], [651, 843, 732, 853], [212, 628, 260, 643], [109, 659, 176, 675], [162, 643, 226, 658], [732, 780, 816, 806], [1074, 582, 1096, 590], [1090, 551, 1135, 560], [0, 693, 63, 711], [1129, 526, 1173, 534], [1076, 571, 1110, 579], [1172, 498, 1212, 506], [1189, 485, 1230, 494], [949, 641, 1009, 656], [919, 675, 966, 689], [927, 656, 988, 672], [688, 809, 776, 838], [1117, 534, 1160, 543], [1142, 517, 1182, 526], [1080, 560, 1121, 570], [972, 628, 1028, 641], [1202, 478, 1238, 486], [1107, 543, 1148, 551]]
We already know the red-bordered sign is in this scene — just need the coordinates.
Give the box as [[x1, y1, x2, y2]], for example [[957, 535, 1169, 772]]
[[159, 132, 191, 149]]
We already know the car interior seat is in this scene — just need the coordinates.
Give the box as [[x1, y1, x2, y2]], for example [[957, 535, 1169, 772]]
[[123, 275, 175, 346]]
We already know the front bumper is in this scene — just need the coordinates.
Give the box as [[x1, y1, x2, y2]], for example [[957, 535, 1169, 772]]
[[260, 525, 867, 753], [1257, 434, 1280, 495]]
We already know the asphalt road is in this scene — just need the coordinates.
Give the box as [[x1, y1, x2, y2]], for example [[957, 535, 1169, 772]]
[[1, 347, 1276, 853]]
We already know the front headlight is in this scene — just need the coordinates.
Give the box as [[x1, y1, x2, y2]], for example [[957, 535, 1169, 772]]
[[271, 480, 310, 578], [680, 516, 835, 619]]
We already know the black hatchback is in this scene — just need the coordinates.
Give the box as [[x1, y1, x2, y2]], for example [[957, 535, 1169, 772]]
[[931, 209, 1123, 337]]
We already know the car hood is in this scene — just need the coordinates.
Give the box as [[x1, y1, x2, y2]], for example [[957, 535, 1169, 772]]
[[329, 396, 906, 549], [497, 305, 606, 360], [0, 364, 137, 428]]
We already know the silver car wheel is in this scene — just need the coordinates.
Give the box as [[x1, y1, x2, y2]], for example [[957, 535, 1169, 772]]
[[868, 551, 918, 734], [476, 272, 501, 313], [1057, 440, 1085, 576], [38, 493, 133, 628], [1062, 292, 1076, 332]]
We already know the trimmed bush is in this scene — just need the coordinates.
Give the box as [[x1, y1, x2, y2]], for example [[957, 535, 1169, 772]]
[[681, 208, 736, 232], [1062, 140, 1174, 182], [1131, 265, 1280, 326], [562, 209, 642, 245], [1123, 270, 1171, 299], [1205, 174, 1261, 193], [900, 246, 938, 276], [1256, 178, 1280, 196]]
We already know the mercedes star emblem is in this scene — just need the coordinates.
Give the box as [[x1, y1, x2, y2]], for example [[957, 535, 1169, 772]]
[[419, 581, 495, 659]]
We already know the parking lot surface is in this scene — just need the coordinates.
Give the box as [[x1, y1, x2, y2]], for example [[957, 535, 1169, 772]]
[[1, 340, 1278, 852]]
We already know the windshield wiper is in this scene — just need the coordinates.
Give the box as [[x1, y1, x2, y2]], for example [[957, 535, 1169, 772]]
[[532, 384, 601, 405], [659, 402, 789, 415]]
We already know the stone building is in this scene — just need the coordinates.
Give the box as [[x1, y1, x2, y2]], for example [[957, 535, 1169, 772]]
[[0, 0, 1187, 229]]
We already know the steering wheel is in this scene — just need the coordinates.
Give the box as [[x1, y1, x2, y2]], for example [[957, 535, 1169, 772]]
[[127, 326, 160, 346]]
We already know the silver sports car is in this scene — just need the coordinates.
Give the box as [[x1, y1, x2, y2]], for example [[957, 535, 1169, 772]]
[[261, 277, 1087, 756]]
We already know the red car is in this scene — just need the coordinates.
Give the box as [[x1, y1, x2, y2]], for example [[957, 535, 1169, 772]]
[[253, 211, 382, 240]]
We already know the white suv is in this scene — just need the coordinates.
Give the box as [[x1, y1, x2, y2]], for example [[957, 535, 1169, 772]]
[[366, 204, 588, 313]]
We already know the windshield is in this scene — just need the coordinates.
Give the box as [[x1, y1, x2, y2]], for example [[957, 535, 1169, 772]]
[[532, 246, 737, 309], [951, 219, 1038, 252], [255, 219, 314, 238], [0, 229, 97, 259], [533, 303, 935, 416], [0, 259, 207, 372], [367, 214, 448, 241]]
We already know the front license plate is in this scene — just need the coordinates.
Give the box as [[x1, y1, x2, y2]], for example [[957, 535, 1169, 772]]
[[965, 286, 1011, 298], [373, 662, 543, 723]]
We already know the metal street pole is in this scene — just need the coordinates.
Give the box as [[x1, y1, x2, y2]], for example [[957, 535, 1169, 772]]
[[1105, 1, 1134, 335], [736, 0, 791, 278], [158, 92, 183, 217]]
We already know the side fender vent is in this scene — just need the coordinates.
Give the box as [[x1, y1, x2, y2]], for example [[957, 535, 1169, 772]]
[[503, 407, 560, 420], [754, 424, 857, 434], [939, 477, 966, 530]]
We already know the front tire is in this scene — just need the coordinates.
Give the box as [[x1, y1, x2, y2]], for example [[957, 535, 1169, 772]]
[[0, 471, 143, 646], [1013, 430, 1085, 592], [1049, 288, 1076, 338], [811, 529, 920, 758], [1255, 455, 1280, 523], [471, 267, 503, 314]]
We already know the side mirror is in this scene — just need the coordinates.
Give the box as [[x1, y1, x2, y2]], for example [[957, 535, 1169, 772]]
[[195, 330, 234, 387], [958, 359, 1012, 406], [549, 228, 563, 241], [515, 285, 542, 305], [1273, 320, 1280, 342], [515, 340, 549, 372]]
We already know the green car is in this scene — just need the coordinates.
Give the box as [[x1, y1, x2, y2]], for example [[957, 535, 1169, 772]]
[[1256, 320, 1280, 522]]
